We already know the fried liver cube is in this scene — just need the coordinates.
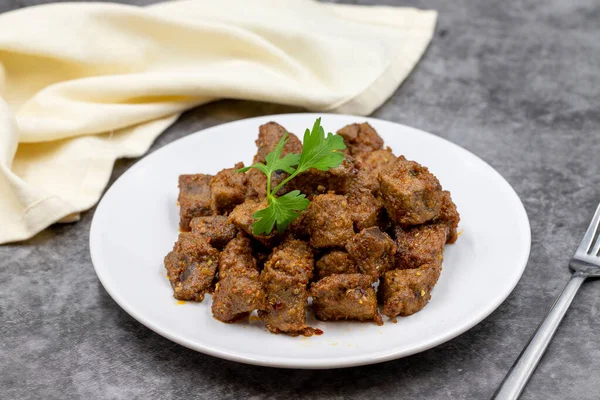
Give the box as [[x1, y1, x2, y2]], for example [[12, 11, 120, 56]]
[[305, 193, 355, 248], [178, 174, 213, 231], [163, 232, 219, 301], [217, 234, 257, 278], [212, 235, 264, 322], [346, 189, 383, 232], [262, 238, 314, 281], [210, 162, 247, 215], [244, 168, 268, 199], [258, 239, 315, 336], [253, 122, 303, 164], [378, 156, 444, 226], [189, 215, 238, 249], [336, 122, 384, 155], [378, 263, 442, 317], [394, 224, 448, 270], [311, 274, 382, 324], [346, 227, 396, 281], [288, 156, 357, 198], [228, 199, 280, 247], [315, 250, 359, 280], [432, 190, 461, 244], [259, 271, 312, 336], [355, 148, 395, 194], [212, 270, 264, 323]]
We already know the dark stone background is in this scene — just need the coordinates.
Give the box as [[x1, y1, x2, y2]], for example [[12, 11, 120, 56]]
[[2, 0, 599, 398]]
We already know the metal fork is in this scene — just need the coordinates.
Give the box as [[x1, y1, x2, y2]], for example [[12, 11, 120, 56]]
[[493, 202, 600, 400]]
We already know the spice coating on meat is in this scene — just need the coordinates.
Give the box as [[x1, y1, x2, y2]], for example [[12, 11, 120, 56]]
[[305, 193, 355, 248], [218, 235, 257, 279], [378, 156, 444, 226], [262, 238, 314, 282], [355, 148, 395, 194], [433, 190, 461, 244], [178, 174, 213, 231], [258, 239, 315, 336], [189, 216, 238, 249], [315, 250, 359, 280], [228, 199, 280, 247], [311, 273, 382, 324], [346, 227, 397, 281], [378, 263, 442, 317], [210, 162, 247, 215], [253, 122, 303, 164], [212, 235, 264, 322], [394, 224, 447, 270], [288, 156, 357, 198], [164, 232, 219, 301], [346, 189, 383, 232], [336, 122, 384, 155], [212, 270, 264, 323]]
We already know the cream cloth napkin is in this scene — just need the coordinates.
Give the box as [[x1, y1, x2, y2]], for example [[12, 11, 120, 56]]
[[0, 0, 436, 244]]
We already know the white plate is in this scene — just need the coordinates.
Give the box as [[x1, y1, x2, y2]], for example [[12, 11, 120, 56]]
[[90, 113, 530, 369]]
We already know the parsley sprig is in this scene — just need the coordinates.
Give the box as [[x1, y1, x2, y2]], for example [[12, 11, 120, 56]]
[[238, 118, 346, 235]]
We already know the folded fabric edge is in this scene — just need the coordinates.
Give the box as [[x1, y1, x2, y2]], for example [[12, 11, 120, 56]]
[[0, 195, 76, 244], [326, 9, 438, 115], [0, 114, 179, 245]]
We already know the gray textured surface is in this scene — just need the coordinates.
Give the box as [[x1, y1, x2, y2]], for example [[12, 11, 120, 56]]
[[1, 0, 599, 399]]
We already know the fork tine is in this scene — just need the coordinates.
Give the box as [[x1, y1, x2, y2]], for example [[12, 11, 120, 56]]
[[578, 202, 600, 254], [592, 236, 600, 256]]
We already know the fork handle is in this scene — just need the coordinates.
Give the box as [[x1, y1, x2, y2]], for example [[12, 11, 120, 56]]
[[492, 271, 588, 400]]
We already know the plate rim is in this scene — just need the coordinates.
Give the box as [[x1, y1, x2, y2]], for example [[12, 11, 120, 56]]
[[90, 112, 531, 369]]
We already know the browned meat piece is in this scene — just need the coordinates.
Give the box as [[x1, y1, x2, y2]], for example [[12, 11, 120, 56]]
[[311, 274, 382, 324], [218, 235, 257, 278], [287, 156, 357, 198], [378, 263, 442, 317], [228, 199, 280, 247], [212, 235, 264, 322], [346, 227, 396, 281], [432, 190, 460, 244], [336, 122, 384, 155], [258, 238, 315, 336], [315, 250, 359, 280], [346, 189, 383, 232], [263, 238, 314, 281], [212, 269, 264, 323], [178, 174, 213, 231], [304, 193, 355, 248], [253, 122, 303, 164], [378, 156, 444, 226], [394, 224, 447, 270], [210, 162, 247, 215], [244, 168, 268, 199], [189, 215, 238, 249], [355, 148, 395, 193], [259, 272, 312, 336], [164, 232, 219, 301]]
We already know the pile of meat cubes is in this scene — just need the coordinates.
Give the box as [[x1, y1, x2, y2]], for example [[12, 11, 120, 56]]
[[164, 122, 459, 336]]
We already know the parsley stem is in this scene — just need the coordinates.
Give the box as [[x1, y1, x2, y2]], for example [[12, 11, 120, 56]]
[[271, 169, 300, 196], [266, 171, 272, 201]]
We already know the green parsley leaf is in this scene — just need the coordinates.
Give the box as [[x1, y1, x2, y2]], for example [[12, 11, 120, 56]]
[[238, 118, 346, 235], [251, 190, 309, 235], [296, 117, 346, 173], [238, 133, 300, 175]]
